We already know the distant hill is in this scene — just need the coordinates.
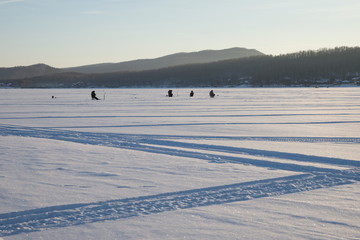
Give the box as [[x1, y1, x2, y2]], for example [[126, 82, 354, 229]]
[[0, 64, 61, 80], [63, 47, 264, 74], [2, 47, 359, 88], [0, 48, 264, 80]]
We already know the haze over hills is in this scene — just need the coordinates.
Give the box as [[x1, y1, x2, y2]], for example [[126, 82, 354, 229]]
[[0, 64, 61, 80], [1, 46, 359, 88], [0, 48, 264, 80], [63, 47, 264, 74]]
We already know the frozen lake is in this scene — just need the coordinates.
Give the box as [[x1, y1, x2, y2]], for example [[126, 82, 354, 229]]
[[0, 88, 359, 239]]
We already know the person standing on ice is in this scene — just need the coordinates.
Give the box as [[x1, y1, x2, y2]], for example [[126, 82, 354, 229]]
[[209, 90, 215, 98], [91, 90, 100, 100], [190, 90, 194, 97]]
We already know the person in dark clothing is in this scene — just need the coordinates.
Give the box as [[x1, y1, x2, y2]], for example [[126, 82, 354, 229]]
[[209, 90, 215, 98], [190, 90, 194, 97], [168, 90, 173, 97], [91, 90, 100, 100]]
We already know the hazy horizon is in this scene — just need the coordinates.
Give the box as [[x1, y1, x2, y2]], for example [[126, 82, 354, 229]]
[[3, 46, 357, 69]]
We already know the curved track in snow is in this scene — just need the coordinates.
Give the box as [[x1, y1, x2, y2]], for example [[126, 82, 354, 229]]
[[1, 124, 359, 237]]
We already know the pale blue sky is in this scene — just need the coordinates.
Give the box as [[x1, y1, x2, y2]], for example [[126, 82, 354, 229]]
[[1, 0, 359, 68]]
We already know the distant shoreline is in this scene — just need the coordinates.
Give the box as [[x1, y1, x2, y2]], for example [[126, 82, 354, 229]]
[[1, 84, 359, 89]]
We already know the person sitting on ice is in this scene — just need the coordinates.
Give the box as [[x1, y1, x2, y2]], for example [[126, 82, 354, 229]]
[[190, 90, 194, 97], [209, 90, 215, 98], [168, 89, 173, 97], [91, 90, 100, 100]]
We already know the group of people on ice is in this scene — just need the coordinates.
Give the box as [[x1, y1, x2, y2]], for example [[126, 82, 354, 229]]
[[91, 89, 216, 100], [167, 89, 215, 98]]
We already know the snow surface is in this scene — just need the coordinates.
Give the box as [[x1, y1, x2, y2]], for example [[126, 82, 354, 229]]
[[0, 87, 359, 239]]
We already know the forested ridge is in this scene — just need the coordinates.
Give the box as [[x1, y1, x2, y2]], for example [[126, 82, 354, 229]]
[[1, 47, 359, 88]]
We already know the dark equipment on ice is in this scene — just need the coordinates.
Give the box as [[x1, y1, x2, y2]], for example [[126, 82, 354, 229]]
[[167, 90, 173, 97], [91, 90, 100, 100], [209, 90, 215, 98]]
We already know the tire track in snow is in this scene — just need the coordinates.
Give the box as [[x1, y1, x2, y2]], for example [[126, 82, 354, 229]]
[[0, 173, 356, 237], [1, 125, 358, 174], [138, 139, 360, 168], [170, 136, 360, 144], [2, 124, 360, 144], [1, 124, 359, 236], [42, 120, 360, 129]]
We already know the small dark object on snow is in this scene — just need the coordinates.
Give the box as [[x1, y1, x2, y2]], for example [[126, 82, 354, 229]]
[[168, 90, 173, 97], [190, 90, 194, 97], [209, 90, 215, 98], [91, 90, 100, 100]]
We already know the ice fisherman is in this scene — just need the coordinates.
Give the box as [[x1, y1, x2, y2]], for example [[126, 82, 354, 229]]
[[209, 90, 215, 98], [190, 90, 194, 97], [91, 90, 100, 100], [168, 90, 173, 97]]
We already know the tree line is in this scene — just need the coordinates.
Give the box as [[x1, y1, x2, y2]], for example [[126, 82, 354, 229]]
[[2, 46, 360, 88]]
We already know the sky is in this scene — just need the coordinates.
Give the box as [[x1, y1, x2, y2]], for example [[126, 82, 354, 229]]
[[1, 0, 359, 68]]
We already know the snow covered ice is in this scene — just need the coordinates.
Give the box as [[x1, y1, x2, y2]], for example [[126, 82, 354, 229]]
[[0, 87, 359, 239]]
